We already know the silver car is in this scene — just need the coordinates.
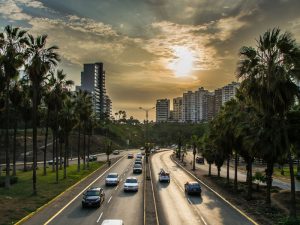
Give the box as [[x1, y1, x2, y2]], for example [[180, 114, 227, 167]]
[[105, 173, 120, 186]]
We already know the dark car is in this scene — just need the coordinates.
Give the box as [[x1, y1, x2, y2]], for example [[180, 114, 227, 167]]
[[196, 156, 204, 164], [184, 182, 202, 196], [82, 187, 105, 208], [133, 164, 142, 174], [87, 155, 97, 162]]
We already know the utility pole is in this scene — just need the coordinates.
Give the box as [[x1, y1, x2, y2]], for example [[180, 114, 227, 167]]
[[139, 106, 155, 163]]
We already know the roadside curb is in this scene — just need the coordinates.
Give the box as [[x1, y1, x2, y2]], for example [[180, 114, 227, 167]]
[[15, 156, 124, 225], [171, 154, 259, 225]]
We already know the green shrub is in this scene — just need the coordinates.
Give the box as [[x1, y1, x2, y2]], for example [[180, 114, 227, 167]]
[[278, 217, 300, 225], [0, 176, 18, 187]]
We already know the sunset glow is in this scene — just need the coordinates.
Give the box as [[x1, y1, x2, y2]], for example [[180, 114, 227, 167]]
[[167, 46, 195, 77]]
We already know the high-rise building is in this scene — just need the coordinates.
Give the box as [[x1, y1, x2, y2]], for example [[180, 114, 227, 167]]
[[156, 99, 170, 122], [195, 87, 209, 122], [105, 95, 112, 118], [173, 97, 183, 122], [222, 82, 240, 105], [182, 91, 196, 122], [206, 92, 215, 121], [214, 88, 222, 115], [78, 62, 111, 119]]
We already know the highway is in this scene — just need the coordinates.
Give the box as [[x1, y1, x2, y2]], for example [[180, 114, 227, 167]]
[[23, 150, 144, 225], [151, 151, 254, 225]]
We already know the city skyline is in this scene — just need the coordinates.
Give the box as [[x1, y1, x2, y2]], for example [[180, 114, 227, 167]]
[[1, 0, 300, 120]]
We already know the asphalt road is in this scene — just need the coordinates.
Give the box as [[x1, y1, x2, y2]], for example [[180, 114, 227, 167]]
[[151, 151, 254, 225], [185, 152, 300, 191], [43, 150, 144, 225]]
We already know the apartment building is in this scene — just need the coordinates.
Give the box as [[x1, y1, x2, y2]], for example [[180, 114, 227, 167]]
[[156, 99, 170, 122]]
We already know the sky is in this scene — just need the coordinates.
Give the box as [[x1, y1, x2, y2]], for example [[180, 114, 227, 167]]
[[1, 0, 300, 121]]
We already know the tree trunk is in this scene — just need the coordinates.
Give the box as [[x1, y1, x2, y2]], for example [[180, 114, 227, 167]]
[[59, 137, 63, 170], [23, 120, 27, 171], [234, 152, 238, 191], [63, 134, 68, 179], [209, 163, 211, 176], [265, 162, 274, 205], [52, 132, 55, 172], [55, 134, 59, 184], [217, 166, 221, 177], [226, 157, 230, 185], [12, 122, 17, 176], [288, 149, 296, 217], [247, 159, 253, 200], [77, 124, 81, 172], [192, 147, 196, 171], [32, 83, 38, 195], [43, 109, 49, 176], [87, 134, 91, 169], [83, 125, 86, 170], [5, 80, 10, 189]]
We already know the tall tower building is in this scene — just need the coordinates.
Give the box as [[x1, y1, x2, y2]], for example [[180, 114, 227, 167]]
[[173, 97, 183, 122], [182, 91, 196, 123], [79, 62, 110, 119], [156, 99, 170, 122], [214, 88, 222, 115], [195, 87, 209, 122], [222, 82, 240, 105]]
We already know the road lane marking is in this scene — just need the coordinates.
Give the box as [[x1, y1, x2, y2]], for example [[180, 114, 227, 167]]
[[96, 212, 103, 223], [108, 196, 112, 203], [158, 152, 209, 225], [115, 186, 119, 190], [43, 156, 126, 225], [172, 155, 259, 225]]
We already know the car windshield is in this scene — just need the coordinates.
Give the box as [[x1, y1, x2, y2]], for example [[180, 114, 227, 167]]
[[86, 190, 100, 196], [134, 164, 142, 168], [189, 183, 200, 187], [126, 179, 137, 183], [107, 174, 118, 178]]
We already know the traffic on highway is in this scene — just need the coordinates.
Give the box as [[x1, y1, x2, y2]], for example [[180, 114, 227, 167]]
[[21, 149, 256, 225]]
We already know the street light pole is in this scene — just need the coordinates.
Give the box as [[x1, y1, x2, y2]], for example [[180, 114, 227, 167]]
[[139, 106, 155, 163]]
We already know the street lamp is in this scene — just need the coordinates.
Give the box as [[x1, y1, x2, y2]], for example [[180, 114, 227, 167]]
[[139, 106, 155, 163]]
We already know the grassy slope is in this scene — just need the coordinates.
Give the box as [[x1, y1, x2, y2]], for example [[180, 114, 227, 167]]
[[0, 162, 104, 225]]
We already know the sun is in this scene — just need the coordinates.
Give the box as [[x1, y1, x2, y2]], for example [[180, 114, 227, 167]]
[[167, 46, 195, 77]]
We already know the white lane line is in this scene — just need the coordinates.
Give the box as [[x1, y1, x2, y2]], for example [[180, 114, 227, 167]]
[[44, 156, 125, 225], [120, 178, 123, 182], [115, 186, 119, 190], [96, 212, 103, 223], [172, 157, 258, 225], [108, 196, 112, 203], [200, 215, 208, 225]]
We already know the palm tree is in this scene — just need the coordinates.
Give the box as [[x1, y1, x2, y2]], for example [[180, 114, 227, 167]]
[[190, 135, 199, 171], [59, 93, 77, 178], [237, 28, 300, 212], [25, 34, 60, 194], [74, 90, 92, 171], [0, 25, 27, 188], [9, 82, 22, 176], [20, 81, 32, 172]]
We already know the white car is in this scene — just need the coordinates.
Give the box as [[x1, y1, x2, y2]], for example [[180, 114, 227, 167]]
[[101, 220, 124, 225], [136, 153, 142, 159], [123, 177, 139, 192], [105, 173, 119, 186]]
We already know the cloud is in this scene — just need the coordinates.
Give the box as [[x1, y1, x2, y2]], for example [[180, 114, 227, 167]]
[[0, 0, 32, 21]]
